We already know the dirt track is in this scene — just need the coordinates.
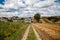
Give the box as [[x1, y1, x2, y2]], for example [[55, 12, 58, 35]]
[[32, 25, 42, 40], [21, 25, 30, 40]]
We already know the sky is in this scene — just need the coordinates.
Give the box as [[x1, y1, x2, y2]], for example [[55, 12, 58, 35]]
[[0, 0, 60, 17], [0, 0, 5, 5]]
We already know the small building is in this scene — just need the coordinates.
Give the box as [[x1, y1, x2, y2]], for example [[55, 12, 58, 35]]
[[0, 17, 7, 22]]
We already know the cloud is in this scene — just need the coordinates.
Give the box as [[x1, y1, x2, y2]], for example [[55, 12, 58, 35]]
[[0, 0, 60, 17]]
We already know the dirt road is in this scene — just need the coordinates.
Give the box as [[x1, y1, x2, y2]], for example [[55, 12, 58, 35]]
[[21, 25, 30, 40], [32, 25, 42, 40], [21, 24, 42, 40]]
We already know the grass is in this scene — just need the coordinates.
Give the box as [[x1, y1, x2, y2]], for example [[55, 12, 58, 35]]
[[43, 18, 51, 23], [27, 25, 37, 40], [0, 21, 29, 40]]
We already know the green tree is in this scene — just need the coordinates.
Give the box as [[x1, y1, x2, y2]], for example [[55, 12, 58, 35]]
[[34, 13, 40, 22], [12, 16, 19, 19]]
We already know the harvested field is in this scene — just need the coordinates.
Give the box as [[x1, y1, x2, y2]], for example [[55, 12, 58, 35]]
[[33, 23, 60, 40]]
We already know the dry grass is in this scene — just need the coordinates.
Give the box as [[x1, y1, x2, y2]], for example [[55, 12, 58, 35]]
[[33, 23, 60, 40]]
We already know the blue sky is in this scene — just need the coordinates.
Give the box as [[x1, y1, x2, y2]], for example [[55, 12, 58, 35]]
[[0, 0, 60, 17], [0, 0, 5, 5]]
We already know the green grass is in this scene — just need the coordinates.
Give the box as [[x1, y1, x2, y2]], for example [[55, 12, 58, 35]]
[[27, 26, 37, 40], [0, 21, 29, 40]]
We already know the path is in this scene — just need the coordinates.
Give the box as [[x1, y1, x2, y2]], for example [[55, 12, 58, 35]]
[[21, 25, 30, 40], [32, 25, 42, 40]]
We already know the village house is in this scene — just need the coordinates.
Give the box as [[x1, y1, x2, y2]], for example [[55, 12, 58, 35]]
[[0, 17, 7, 22], [24, 18, 31, 23]]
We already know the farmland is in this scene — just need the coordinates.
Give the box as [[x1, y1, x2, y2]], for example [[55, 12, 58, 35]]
[[32, 16, 60, 40], [33, 23, 60, 40]]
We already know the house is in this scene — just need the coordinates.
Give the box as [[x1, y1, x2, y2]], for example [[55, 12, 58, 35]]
[[0, 17, 7, 22], [24, 17, 31, 23]]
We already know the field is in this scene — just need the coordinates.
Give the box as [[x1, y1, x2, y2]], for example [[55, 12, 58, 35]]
[[32, 16, 60, 40], [33, 23, 60, 40], [0, 21, 29, 40]]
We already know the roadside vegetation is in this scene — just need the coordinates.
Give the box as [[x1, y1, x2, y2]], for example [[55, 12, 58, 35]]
[[27, 26, 37, 40], [0, 21, 29, 40]]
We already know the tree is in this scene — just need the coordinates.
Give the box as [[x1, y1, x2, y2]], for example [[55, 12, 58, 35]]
[[34, 13, 40, 22], [12, 16, 19, 19]]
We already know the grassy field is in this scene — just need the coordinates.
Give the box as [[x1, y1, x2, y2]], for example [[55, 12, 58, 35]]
[[0, 21, 29, 40], [27, 25, 37, 40]]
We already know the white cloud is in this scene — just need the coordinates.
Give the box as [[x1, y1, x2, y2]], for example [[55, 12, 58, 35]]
[[0, 0, 60, 17], [0, 12, 14, 17]]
